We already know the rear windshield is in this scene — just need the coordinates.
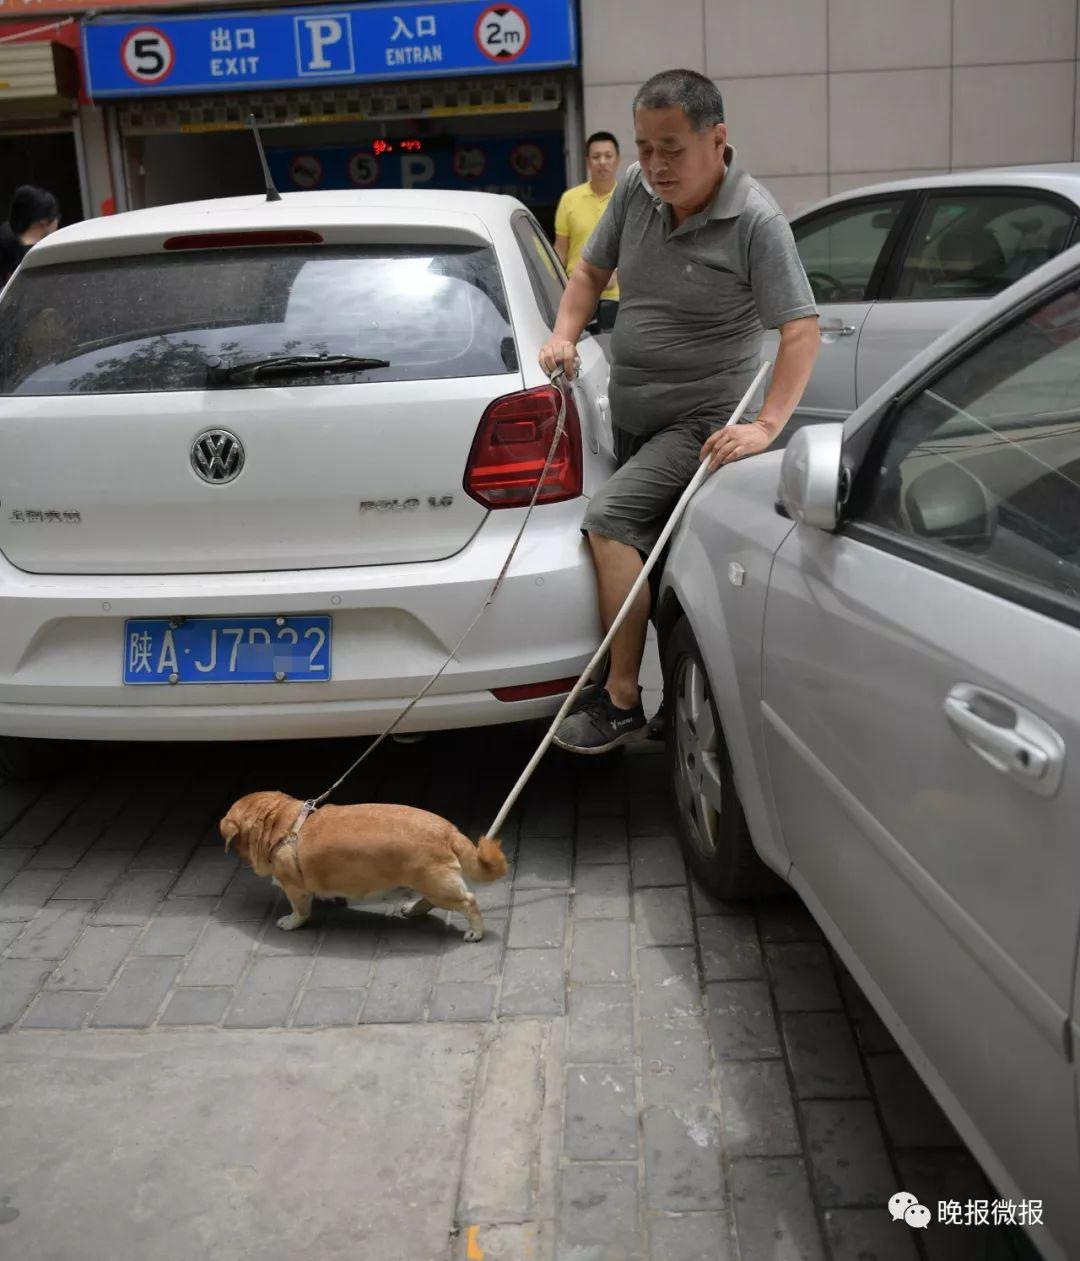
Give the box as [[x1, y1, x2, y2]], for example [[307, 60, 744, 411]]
[[0, 244, 517, 395]]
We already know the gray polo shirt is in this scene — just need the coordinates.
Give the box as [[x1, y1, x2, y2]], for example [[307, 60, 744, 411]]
[[581, 147, 817, 436]]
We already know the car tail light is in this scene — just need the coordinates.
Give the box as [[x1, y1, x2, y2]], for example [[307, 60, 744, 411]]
[[492, 677, 579, 702], [464, 385, 583, 508], [163, 230, 324, 250]]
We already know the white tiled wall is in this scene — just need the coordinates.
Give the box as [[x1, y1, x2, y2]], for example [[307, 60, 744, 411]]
[[580, 0, 1080, 216]]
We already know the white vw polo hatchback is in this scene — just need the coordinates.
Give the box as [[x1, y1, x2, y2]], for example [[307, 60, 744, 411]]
[[0, 190, 614, 776]]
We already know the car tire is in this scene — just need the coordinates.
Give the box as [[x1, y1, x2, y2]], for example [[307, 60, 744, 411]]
[[663, 617, 783, 899], [0, 737, 75, 782]]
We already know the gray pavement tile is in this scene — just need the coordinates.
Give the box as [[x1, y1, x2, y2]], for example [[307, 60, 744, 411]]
[[802, 1099, 897, 1208], [91, 781, 180, 850], [180, 919, 258, 987], [498, 947, 564, 1016], [824, 1208, 919, 1261], [25, 828, 98, 871], [90, 956, 182, 1028], [697, 915, 764, 982], [631, 834, 685, 888], [648, 1211, 736, 1260], [292, 987, 365, 1027], [729, 1158, 827, 1261], [758, 898, 824, 943], [706, 981, 782, 1060], [565, 1066, 638, 1160], [866, 1053, 961, 1148], [6, 902, 91, 960], [0, 780, 42, 837], [473, 875, 512, 913], [634, 887, 694, 947], [50, 924, 141, 990], [159, 987, 232, 1026], [893, 1149, 1002, 1261], [21, 989, 100, 1030], [256, 920, 321, 957], [135, 897, 215, 956], [766, 941, 843, 1012], [637, 945, 704, 1021], [428, 982, 495, 1022], [689, 879, 750, 919], [92, 869, 173, 926], [641, 1018, 713, 1109], [0, 959, 53, 1029], [0, 922, 23, 952], [214, 868, 280, 922], [567, 984, 635, 1064], [519, 794, 573, 839], [379, 907, 454, 954], [0, 848, 32, 889], [126, 841, 197, 872], [507, 887, 568, 949], [571, 918, 631, 984], [717, 1060, 801, 1158], [437, 920, 505, 984], [839, 975, 900, 1054], [575, 814, 629, 865], [361, 952, 437, 1023], [628, 794, 676, 837], [512, 837, 573, 889], [0, 869, 64, 922], [0, 777, 92, 851], [782, 1012, 868, 1099], [572, 862, 630, 918], [558, 1163, 641, 1260], [643, 1105, 726, 1211], [51, 850, 129, 901], [170, 848, 239, 897], [225, 956, 310, 1027], [577, 772, 628, 818]]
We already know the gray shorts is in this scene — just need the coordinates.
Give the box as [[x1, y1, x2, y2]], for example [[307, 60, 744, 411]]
[[581, 418, 715, 556]]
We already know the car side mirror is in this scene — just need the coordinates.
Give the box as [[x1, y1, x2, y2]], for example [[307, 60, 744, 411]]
[[778, 423, 845, 531], [904, 461, 996, 550]]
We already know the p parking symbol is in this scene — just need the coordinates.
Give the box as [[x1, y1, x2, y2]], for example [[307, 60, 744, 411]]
[[294, 13, 355, 76]]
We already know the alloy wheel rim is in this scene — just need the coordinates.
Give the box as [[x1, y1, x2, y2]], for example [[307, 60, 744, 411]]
[[673, 654, 724, 859]]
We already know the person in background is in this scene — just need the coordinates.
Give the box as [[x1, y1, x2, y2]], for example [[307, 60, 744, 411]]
[[554, 132, 621, 321], [0, 185, 61, 286]]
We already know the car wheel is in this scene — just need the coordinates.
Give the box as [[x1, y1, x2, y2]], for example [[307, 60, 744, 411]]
[[0, 737, 75, 782], [664, 617, 783, 899]]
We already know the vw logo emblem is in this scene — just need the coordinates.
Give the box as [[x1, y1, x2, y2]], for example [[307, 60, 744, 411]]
[[191, 429, 244, 485]]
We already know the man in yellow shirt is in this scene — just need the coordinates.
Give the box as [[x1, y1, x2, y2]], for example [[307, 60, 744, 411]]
[[554, 131, 620, 310]]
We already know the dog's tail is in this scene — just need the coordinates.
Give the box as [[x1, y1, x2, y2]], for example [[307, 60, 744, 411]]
[[454, 833, 509, 883]]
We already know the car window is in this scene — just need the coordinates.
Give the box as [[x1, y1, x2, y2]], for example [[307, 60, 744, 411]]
[[0, 244, 517, 395], [861, 280, 1080, 608], [793, 197, 905, 304], [895, 192, 1075, 301], [512, 214, 565, 327]]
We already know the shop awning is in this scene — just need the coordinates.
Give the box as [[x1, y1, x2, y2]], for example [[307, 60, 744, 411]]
[[0, 42, 78, 114]]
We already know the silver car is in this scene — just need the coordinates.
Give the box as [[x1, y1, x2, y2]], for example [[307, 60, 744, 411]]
[[770, 165, 1080, 436], [658, 245, 1080, 1259]]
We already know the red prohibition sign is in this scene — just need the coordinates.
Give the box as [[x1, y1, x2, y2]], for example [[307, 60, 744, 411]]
[[474, 4, 531, 63], [121, 26, 176, 85]]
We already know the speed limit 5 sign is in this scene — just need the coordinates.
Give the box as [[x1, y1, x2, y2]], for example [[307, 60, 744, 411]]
[[121, 28, 175, 85]]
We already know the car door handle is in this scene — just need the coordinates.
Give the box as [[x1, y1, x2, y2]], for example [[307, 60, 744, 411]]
[[943, 683, 1065, 797], [819, 320, 856, 337]]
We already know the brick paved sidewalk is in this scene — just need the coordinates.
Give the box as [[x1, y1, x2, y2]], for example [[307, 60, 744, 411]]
[[0, 727, 1040, 1261]]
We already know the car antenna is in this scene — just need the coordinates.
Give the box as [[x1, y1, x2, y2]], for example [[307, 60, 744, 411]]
[[248, 113, 281, 202]]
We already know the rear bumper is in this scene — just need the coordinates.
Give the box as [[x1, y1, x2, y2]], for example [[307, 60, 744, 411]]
[[0, 502, 600, 742]]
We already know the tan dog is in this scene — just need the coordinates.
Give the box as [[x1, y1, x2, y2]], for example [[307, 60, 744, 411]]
[[220, 791, 508, 941]]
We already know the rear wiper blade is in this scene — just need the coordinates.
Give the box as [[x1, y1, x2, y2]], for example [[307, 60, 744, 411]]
[[206, 353, 390, 384]]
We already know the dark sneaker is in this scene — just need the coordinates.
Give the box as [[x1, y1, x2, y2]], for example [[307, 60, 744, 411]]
[[553, 689, 648, 755]]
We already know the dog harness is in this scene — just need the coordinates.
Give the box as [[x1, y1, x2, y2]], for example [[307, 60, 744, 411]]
[[267, 798, 317, 870]]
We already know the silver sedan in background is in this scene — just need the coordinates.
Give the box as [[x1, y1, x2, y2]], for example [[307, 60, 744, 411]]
[[659, 244, 1080, 1259]]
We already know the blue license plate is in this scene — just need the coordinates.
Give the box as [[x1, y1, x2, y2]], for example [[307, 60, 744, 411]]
[[123, 616, 332, 684]]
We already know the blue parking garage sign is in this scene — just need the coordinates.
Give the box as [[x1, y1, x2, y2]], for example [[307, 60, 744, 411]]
[[82, 0, 578, 98]]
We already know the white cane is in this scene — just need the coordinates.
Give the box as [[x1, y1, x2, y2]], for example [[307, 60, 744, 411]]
[[485, 359, 771, 839]]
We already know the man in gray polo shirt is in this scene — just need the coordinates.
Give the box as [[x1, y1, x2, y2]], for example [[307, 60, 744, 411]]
[[540, 68, 819, 754]]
